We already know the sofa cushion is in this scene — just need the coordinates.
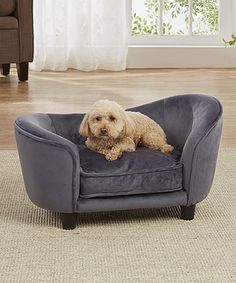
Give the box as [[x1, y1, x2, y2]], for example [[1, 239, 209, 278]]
[[78, 144, 183, 199], [0, 0, 16, 16], [0, 16, 18, 29]]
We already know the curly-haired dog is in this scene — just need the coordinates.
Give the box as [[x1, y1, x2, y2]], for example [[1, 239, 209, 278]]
[[79, 100, 174, 161]]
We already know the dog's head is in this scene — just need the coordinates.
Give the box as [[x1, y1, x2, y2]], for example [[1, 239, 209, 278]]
[[79, 100, 135, 140]]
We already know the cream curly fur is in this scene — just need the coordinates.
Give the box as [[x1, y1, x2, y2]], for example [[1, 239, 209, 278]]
[[79, 100, 174, 161]]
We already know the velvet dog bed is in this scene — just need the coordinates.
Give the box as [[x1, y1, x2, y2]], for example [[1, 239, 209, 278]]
[[15, 94, 223, 229]]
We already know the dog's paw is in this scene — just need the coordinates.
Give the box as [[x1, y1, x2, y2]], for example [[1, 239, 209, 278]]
[[105, 152, 120, 161], [161, 144, 174, 154], [126, 147, 135, 152]]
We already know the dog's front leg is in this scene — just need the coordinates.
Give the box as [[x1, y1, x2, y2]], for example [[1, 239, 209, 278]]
[[85, 139, 112, 156], [105, 137, 136, 161]]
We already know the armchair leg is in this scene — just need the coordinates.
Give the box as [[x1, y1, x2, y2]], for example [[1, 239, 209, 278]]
[[60, 213, 77, 230], [1, 64, 10, 76], [17, 62, 29, 81], [181, 205, 196, 220]]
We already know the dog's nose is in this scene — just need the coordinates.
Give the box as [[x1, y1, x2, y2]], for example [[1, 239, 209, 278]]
[[100, 128, 107, 135]]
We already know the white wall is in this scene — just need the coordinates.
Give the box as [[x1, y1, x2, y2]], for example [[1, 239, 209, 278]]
[[127, 46, 236, 68]]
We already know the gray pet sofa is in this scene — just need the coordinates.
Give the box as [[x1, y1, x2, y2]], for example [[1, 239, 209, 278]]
[[15, 94, 223, 230]]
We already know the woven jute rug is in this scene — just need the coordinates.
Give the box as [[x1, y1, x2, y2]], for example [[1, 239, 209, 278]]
[[0, 150, 235, 282]]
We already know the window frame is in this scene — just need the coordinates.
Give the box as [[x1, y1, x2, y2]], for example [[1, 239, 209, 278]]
[[127, 0, 234, 46]]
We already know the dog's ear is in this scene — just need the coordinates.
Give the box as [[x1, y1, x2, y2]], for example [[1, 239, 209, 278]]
[[79, 113, 91, 137], [121, 111, 135, 137]]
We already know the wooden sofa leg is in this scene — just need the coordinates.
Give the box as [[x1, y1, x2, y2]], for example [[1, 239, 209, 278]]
[[60, 213, 77, 230], [181, 205, 196, 220], [17, 62, 29, 81], [1, 64, 10, 76]]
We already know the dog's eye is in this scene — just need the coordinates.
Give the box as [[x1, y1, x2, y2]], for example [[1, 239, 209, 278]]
[[95, 116, 102, 121], [109, 115, 116, 122]]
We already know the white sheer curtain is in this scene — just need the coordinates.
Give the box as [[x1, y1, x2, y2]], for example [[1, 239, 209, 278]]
[[31, 0, 127, 71]]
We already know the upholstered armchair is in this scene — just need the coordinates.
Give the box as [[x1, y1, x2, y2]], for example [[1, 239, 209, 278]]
[[0, 0, 34, 81]]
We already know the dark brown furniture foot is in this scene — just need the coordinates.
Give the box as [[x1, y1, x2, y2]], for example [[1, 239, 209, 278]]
[[1, 64, 10, 76], [181, 205, 196, 220], [17, 62, 29, 81], [60, 213, 77, 230]]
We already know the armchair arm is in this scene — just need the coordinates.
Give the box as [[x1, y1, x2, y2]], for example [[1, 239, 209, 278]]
[[15, 114, 80, 213], [181, 100, 223, 206], [15, 0, 34, 62]]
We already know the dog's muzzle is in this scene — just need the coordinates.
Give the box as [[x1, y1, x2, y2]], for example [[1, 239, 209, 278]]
[[100, 128, 108, 135]]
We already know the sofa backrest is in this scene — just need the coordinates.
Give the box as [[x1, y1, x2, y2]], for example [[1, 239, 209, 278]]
[[17, 95, 222, 155], [130, 94, 222, 153]]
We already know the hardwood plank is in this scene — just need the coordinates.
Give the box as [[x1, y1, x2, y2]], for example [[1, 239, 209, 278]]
[[0, 68, 235, 149]]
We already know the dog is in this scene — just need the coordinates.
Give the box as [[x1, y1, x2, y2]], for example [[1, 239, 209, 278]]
[[79, 100, 174, 161]]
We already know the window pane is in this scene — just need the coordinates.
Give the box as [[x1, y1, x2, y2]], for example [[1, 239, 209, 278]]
[[192, 0, 219, 35], [163, 0, 189, 35], [131, 0, 220, 37], [132, 0, 159, 35]]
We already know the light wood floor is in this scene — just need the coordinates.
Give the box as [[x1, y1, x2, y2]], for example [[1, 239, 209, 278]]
[[0, 68, 235, 149]]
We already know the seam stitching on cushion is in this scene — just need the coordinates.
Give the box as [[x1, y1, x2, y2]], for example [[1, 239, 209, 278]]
[[80, 186, 183, 198], [80, 165, 183, 178]]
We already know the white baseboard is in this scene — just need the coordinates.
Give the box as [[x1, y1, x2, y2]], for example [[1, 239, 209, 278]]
[[127, 46, 236, 68]]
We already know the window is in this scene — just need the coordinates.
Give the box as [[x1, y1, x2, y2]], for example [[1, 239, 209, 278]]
[[127, 0, 233, 46]]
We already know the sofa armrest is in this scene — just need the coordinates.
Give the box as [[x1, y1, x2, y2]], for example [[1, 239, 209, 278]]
[[181, 104, 223, 206], [15, 114, 80, 213], [15, 0, 34, 62]]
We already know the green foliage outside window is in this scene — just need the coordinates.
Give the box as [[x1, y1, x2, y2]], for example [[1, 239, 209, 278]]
[[223, 34, 236, 46], [132, 0, 219, 35]]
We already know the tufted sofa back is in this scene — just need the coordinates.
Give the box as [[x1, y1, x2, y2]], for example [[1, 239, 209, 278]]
[[0, 0, 16, 16]]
